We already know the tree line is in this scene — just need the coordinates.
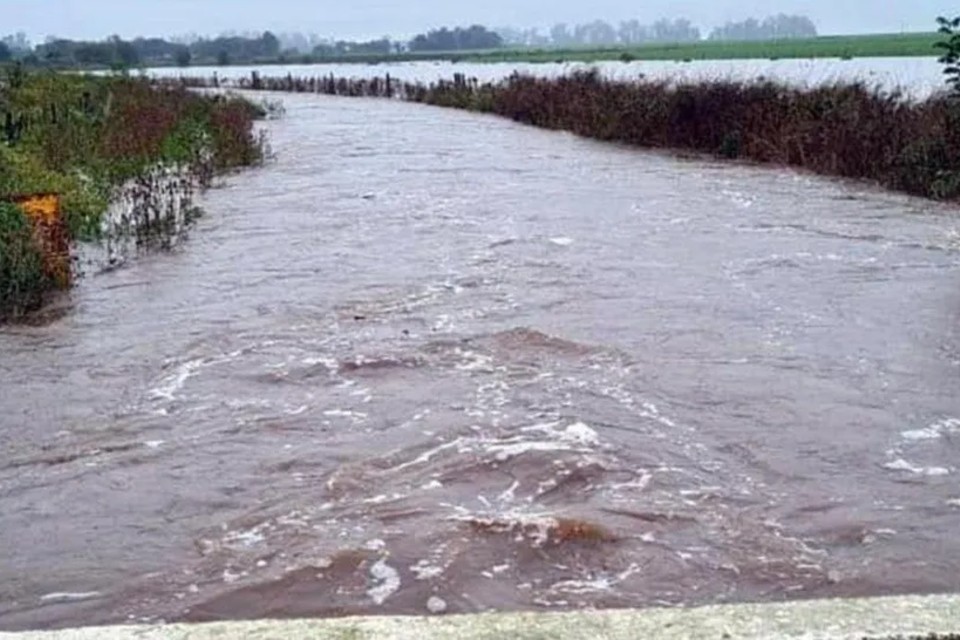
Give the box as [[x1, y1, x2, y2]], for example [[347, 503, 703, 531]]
[[0, 25, 503, 68], [498, 14, 817, 47], [0, 15, 818, 68]]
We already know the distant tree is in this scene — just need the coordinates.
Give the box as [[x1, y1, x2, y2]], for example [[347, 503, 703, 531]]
[[0, 42, 11, 62], [37, 38, 76, 64], [936, 16, 960, 94], [408, 25, 502, 52], [217, 49, 230, 66], [111, 36, 140, 67], [550, 23, 573, 46], [709, 14, 816, 41], [650, 18, 700, 42], [261, 31, 281, 57], [571, 20, 617, 45], [1, 32, 30, 56], [497, 27, 524, 46], [175, 47, 192, 67], [618, 20, 650, 45], [353, 38, 393, 55], [74, 42, 114, 66]]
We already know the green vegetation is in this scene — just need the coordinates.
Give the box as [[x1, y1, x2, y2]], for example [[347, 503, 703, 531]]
[[0, 200, 47, 316], [0, 69, 266, 320], [935, 17, 960, 94], [466, 32, 943, 63]]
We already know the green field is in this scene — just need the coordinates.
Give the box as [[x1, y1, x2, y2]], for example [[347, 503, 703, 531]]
[[143, 31, 944, 68], [463, 32, 943, 63]]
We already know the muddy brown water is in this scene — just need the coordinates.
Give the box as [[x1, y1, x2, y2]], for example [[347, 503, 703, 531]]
[[1, 93, 960, 630]]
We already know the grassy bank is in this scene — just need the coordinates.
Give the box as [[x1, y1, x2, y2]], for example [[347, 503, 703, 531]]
[[0, 69, 266, 320], [174, 70, 960, 203]]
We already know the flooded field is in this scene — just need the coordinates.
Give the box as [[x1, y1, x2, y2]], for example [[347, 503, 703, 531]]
[[155, 56, 947, 98], [1, 89, 959, 630]]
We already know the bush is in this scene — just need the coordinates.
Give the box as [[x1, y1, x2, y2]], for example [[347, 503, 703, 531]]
[[0, 202, 49, 319]]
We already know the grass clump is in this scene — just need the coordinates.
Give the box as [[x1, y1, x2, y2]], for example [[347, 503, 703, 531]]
[[0, 201, 48, 320]]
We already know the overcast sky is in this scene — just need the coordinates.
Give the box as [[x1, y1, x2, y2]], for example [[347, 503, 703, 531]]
[[4, 0, 956, 42]]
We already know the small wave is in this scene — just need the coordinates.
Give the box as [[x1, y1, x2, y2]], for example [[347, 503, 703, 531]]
[[340, 355, 424, 376], [39, 592, 103, 603], [150, 358, 204, 401], [901, 418, 960, 442], [882, 457, 950, 477], [455, 511, 617, 548]]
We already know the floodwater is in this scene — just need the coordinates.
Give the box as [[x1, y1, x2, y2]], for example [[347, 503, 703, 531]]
[[155, 56, 947, 98], [1, 90, 959, 631]]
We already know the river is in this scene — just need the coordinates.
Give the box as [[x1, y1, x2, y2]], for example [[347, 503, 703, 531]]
[[1, 87, 959, 630]]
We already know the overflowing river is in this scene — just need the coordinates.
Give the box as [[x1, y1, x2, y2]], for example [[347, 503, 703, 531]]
[[1, 90, 959, 630]]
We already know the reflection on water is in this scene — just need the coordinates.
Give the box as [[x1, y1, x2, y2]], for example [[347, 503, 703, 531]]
[[0, 91, 959, 630]]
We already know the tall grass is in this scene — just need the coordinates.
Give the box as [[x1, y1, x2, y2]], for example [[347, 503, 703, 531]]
[[0, 71, 266, 319], [0, 201, 48, 320]]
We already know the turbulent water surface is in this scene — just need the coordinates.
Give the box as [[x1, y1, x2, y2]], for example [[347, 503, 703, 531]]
[[1, 91, 959, 630]]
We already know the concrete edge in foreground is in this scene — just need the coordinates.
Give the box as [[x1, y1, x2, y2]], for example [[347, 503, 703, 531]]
[[3, 594, 960, 639]]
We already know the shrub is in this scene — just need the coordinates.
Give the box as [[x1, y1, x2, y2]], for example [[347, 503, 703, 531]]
[[0, 202, 49, 319]]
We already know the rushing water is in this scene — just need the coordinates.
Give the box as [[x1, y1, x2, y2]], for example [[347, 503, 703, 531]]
[[1, 90, 960, 631], [153, 56, 947, 98]]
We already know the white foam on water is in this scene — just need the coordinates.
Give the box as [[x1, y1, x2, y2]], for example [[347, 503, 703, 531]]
[[608, 471, 653, 491], [222, 523, 270, 549], [367, 558, 401, 605], [721, 189, 754, 209], [549, 237, 574, 247], [498, 480, 521, 503], [486, 421, 601, 461], [392, 437, 470, 472], [40, 592, 102, 603], [150, 359, 204, 401], [362, 493, 407, 507], [410, 559, 445, 580], [364, 539, 387, 551], [549, 563, 641, 596], [486, 440, 587, 462], [901, 418, 960, 442], [448, 504, 559, 548], [144, 440, 165, 449], [453, 348, 496, 372], [323, 409, 369, 422], [285, 405, 309, 416], [883, 418, 959, 477], [222, 569, 246, 584], [426, 596, 447, 614]]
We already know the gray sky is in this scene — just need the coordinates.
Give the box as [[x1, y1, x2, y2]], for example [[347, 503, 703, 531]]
[[5, 0, 955, 42]]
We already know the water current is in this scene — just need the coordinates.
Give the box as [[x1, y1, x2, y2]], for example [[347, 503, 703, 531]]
[[1, 89, 959, 630]]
